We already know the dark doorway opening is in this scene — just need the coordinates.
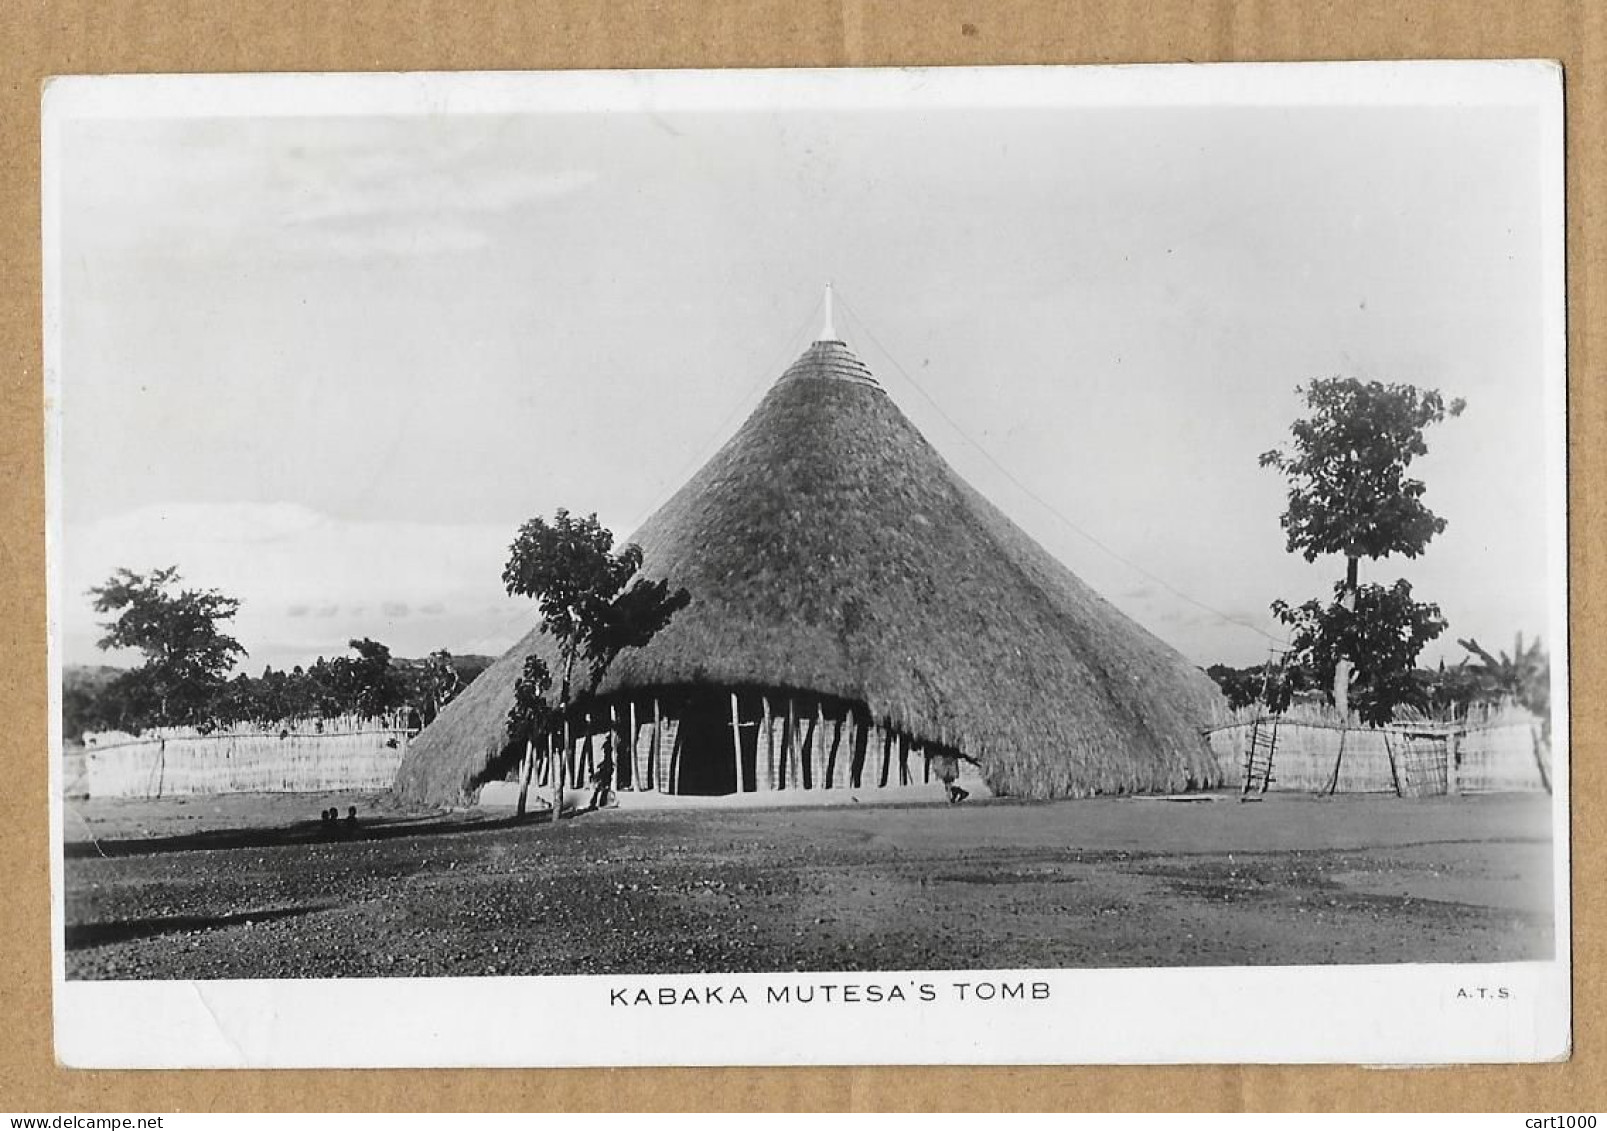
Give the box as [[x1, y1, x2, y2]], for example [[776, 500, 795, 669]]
[[673, 696, 740, 796]]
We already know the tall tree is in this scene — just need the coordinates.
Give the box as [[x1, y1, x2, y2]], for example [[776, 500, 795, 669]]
[[502, 509, 690, 817], [1260, 379, 1464, 720], [87, 566, 246, 729]]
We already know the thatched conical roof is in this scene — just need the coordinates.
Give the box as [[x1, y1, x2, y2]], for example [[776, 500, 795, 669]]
[[394, 339, 1226, 806]]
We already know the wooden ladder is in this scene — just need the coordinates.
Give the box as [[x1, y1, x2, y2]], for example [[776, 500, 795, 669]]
[[1242, 714, 1279, 796]]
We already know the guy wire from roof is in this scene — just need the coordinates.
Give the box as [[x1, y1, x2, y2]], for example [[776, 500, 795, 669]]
[[832, 289, 1288, 649]]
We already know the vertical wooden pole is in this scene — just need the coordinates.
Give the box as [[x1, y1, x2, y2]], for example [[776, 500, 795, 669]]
[[628, 701, 640, 790], [1382, 729, 1403, 798], [812, 704, 827, 790], [558, 720, 571, 816], [1324, 725, 1346, 796], [669, 714, 682, 794], [611, 703, 626, 791], [787, 699, 801, 790], [654, 698, 669, 794], [798, 708, 816, 790], [770, 701, 781, 790], [760, 695, 775, 791], [773, 700, 786, 789], [846, 715, 864, 788], [1445, 727, 1460, 796], [640, 705, 652, 791], [730, 691, 746, 794], [584, 712, 596, 784], [879, 727, 893, 788], [823, 713, 839, 789]]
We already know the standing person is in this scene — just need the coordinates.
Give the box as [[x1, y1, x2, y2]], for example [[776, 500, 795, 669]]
[[934, 751, 969, 804], [589, 734, 615, 811]]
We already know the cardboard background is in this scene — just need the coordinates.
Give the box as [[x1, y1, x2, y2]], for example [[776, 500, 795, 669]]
[[2, 0, 1597, 1111]]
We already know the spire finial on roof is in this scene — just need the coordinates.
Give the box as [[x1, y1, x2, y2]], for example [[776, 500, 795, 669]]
[[821, 282, 837, 341]]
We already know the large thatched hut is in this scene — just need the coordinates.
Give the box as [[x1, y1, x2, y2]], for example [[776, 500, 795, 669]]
[[394, 330, 1226, 808]]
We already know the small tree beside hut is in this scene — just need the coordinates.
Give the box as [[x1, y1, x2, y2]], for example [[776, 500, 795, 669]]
[[1260, 378, 1464, 724], [502, 509, 690, 818]]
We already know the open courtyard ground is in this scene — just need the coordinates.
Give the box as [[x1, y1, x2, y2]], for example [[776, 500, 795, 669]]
[[61, 791, 1554, 979]]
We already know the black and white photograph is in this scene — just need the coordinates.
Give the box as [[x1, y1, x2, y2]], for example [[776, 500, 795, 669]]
[[45, 63, 1568, 1067]]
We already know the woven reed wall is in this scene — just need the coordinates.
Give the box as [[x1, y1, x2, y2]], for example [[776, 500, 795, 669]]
[[62, 749, 89, 799], [1458, 721, 1551, 793], [1205, 706, 1550, 796], [1207, 722, 1397, 793], [82, 716, 411, 798]]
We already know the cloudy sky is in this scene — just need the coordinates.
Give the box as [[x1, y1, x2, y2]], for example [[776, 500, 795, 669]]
[[49, 68, 1561, 676]]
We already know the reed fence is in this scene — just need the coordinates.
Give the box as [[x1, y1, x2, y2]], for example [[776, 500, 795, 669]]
[[81, 714, 412, 798], [1203, 702, 1551, 797]]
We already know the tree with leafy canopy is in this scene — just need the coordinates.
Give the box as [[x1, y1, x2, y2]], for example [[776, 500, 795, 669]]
[[87, 566, 246, 730], [502, 509, 691, 819], [336, 637, 407, 720], [1260, 378, 1464, 721], [1273, 580, 1447, 726]]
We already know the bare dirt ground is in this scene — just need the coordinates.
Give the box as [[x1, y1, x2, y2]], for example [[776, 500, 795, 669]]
[[61, 791, 1554, 979]]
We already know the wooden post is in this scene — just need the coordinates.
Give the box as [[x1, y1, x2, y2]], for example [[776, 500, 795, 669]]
[[760, 696, 776, 791], [667, 715, 682, 794], [1531, 722, 1552, 794], [730, 691, 746, 794], [655, 698, 670, 794], [516, 738, 534, 818], [628, 701, 640, 790], [898, 734, 911, 786], [1382, 729, 1403, 798], [811, 704, 827, 789], [777, 702, 792, 790], [1324, 725, 1346, 796], [823, 713, 839, 789], [799, 708, 816, 790], [880, 728, 893, 788], [1445, 727, 1460, 796], [787, 699, 801, 789], [611, 703, 627, 791], [846, 715, 865, 788], [584, 712, 596, 784], [557, 720, 570, 817]]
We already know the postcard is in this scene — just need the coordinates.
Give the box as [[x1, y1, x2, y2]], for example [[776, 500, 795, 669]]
[[45, 61, 1568, 1067]]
